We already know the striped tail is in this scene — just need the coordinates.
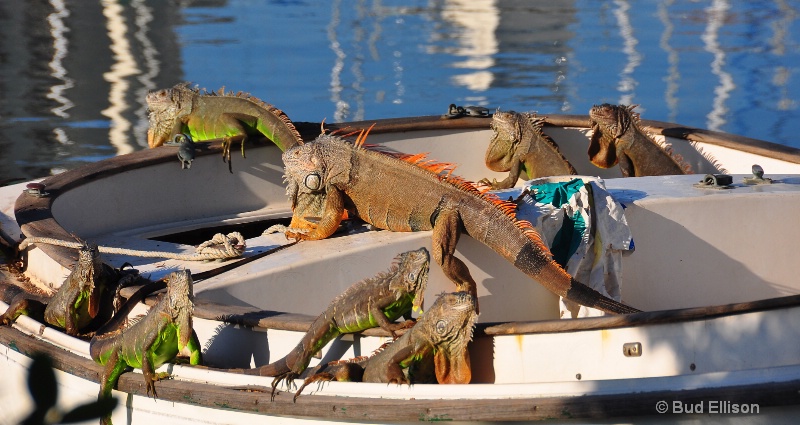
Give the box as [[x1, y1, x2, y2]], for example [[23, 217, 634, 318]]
[[565, 279, 641, 314]]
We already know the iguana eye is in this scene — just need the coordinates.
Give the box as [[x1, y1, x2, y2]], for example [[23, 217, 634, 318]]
[[435, 320, 446, 335], [304, 173, 321, 190]]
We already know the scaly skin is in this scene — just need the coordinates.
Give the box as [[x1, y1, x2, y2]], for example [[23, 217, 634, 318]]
[[240, 248, 430, 399], [146, 83, 303, 171], [279, 130, 641, 315], [0, 243, 131, 336], [588, 103, 690, 177], [293, 291, 478, 400], [479, 110, 577, 189], [90, 270, 202, 425]]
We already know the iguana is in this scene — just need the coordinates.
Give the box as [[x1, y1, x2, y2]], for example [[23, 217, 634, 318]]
[[588, 103, 691, 177], [90, 269, 202, 424], [278, 128, 641, 315], [292, 291, 478, 401], [146, 82, 303, 171], [0, 243, 137, 336], [479, 110, 577, 189], [238, 247, 430, 398]]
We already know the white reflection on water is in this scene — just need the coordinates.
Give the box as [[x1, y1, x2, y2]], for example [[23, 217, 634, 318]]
[[328, 0, 349, 122], [612, 0, 642, 106], [132, 0, 160, 148], [657, 0, 680, 122], [46, 0, 74, 119], [442, 0, 499, 92], [702, 0, 733, 132], [101, 0, 139, 155]]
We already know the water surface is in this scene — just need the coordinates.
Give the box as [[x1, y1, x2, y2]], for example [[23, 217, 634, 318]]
[[1, 0, 798, 181]]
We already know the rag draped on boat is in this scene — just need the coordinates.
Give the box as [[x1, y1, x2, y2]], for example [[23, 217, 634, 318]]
[[496, 177, 634, 318]]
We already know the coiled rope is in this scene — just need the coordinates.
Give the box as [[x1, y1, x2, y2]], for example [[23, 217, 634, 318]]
[[17, 232, 246, 261]]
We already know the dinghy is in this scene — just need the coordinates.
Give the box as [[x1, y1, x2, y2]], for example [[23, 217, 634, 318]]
[[2, 112, 800, 423]]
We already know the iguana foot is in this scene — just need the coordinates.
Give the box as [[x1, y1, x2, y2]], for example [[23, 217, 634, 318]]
[[270, 372, 298, 402], [262, 225, 312, 242], [477, 177, 501, 190], [384, 319, 416, 339], [145, 372, 172, 398], [293, 372, 335, 402], [221, 139, 233, 173]]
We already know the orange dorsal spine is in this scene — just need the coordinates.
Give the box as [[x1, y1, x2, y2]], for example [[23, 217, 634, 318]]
[[346, 128, 553, 258]]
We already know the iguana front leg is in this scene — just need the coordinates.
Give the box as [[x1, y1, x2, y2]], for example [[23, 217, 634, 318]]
[[369, 303, 415, 339], [617, 151, 636, 178], [431, 207, 480, 312], [374, 345, 415, 385], [479, 160, 522, 190], [141, 352, 160, 397], [286, 186, 345, 241]]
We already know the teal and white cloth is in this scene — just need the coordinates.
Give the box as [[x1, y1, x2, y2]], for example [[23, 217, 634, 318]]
[[496, 176, 634, 318]]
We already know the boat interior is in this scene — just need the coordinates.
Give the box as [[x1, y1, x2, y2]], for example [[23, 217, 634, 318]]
[[4, 115, 800, 386]]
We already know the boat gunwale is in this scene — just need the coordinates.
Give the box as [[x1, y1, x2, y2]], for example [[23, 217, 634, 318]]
[[2, 323, 800, 421], [10, 114, 800, 337]]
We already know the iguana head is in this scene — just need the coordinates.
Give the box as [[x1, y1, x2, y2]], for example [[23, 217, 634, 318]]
[[75, 243, 104, 319], [587, 103, 638, 168], [165, 269, 195, 349], [146, 83, 195, 148], [418, 291, 478, 384], [390, 247, 430, 313], [485, 109, 523, 171], [282, 132, 352, 205]]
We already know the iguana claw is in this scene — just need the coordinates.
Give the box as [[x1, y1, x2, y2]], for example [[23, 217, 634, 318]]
[[270, 372, 297, 402]]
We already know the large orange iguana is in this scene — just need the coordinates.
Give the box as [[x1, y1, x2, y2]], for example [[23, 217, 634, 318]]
[[277, 127, 641, 315], [588, 103, 691, 177], [479, 110, 577, 189], [146, 83, 303, 171]]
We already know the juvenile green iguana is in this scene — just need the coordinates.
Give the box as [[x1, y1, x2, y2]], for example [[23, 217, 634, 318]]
[[588, 103, 691, 177], [90, 269, 202, 424], [239, 247, 430, 399], [278, 128, 641, 315], [291, 291, 477, 401], [146, 83, 303, 171], [479, 110, 577, 189], [0, 243, 138, 336]]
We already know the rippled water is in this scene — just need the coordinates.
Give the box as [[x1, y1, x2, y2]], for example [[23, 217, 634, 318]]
[[1, 0, 798, 181]]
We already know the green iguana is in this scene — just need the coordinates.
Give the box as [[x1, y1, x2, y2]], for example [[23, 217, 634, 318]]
[[278, 128, 641, 315], [239, 247, 430, 399], [0, 243, 137, 336], [479, 110, 577, 189], [588, 103, 691, 177], [146, 83, 303, 171], [90, 269, 202, 424], [292, 291, 478, 401]]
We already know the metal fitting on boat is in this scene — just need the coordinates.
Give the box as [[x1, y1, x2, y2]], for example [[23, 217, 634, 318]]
[[693, 174, 734, 190], [623, 342, 643, 357], [23, 182, 49, 197], [743, 164, 774, 185], [442, 103, 491, 119]]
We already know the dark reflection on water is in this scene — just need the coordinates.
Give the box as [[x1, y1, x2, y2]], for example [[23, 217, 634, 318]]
[[0, 0, 798, 181]]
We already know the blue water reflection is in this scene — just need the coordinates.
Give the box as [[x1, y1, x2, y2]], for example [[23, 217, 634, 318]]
[[0, 0, 798, 181]]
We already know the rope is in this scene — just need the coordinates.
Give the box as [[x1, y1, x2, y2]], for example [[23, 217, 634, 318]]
[[17, 232, 246, 262]]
